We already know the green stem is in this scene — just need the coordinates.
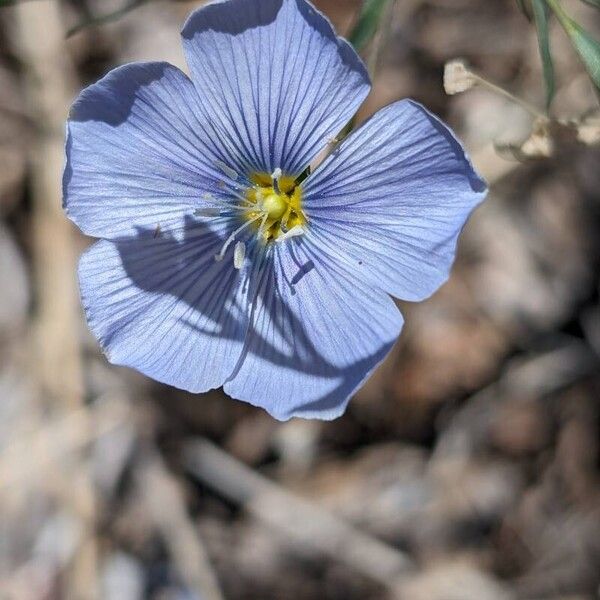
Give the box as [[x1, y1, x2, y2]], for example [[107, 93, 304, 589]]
[[66, 0, 151, 37], [367, 0, 396, 76], [545, 0, 574, 32]]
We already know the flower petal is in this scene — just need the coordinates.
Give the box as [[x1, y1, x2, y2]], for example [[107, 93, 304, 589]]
[[303, 100, 488, 302], [223, 241, 403, 420], [181, 0, 370, 176], [64, 62, 241, 239], [78, 217, 249, 392]]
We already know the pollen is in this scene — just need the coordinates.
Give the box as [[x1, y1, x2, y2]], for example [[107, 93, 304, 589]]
[[245, 170, 306, 243]]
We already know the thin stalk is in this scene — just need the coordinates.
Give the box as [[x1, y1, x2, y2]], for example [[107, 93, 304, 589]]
[[472, 73, 547, 120]]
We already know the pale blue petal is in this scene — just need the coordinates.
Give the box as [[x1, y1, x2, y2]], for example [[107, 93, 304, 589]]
[[181, 0, 370, 176], [303, 100, 487, 302], [64, 62, 244, 239], [78, 216, 249, 392], [223, 240, 403, 420]]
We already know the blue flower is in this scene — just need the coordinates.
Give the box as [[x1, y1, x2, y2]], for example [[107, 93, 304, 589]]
[[63, 0, 487, 420]]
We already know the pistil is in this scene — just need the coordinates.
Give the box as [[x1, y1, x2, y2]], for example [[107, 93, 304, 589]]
[[210, 168, 307, 268]]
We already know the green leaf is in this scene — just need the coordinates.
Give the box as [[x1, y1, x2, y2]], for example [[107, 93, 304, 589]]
[[349, 0, 393, 52], [580, 0, 600, 8], [532, 0, 555, 108], [547, 0, 600, 90], [66, 0, 150, 37], [568, 23, 600, 88]]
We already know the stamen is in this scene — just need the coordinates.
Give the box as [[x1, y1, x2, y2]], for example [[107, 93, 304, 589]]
[[241, 169, 306, 248], [275, 225, 304, 242], [271, 167, 282, 194], [225, 188, 256, 209], [194, 207, 222, 217], [233, 241, 245, 269], [196, 189, 255, 215], [215, 215, 261, 262], [215, 160, 238, 181], [257, 212, 269, 239]]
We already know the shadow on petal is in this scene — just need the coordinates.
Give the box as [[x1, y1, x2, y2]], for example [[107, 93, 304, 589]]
[[414, 104, 487, 194], [113, 216, 399, 419], [69, 63, 175, 126], [182, 0, 282, 37]]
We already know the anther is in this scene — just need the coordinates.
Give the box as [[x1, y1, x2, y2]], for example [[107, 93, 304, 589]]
[[194, 207, 221, 217], [233, 241, 245, 269], [271, 167, 282, 194], [214, 215, 260, 262], [215, 160, 238, 181]]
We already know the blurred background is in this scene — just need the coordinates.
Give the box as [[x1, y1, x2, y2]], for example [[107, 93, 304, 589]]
[[1, 0, 599, 598]]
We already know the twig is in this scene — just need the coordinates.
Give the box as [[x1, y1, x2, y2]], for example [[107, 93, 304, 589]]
[[0, 399, 130, 492], [11, 0, 83, 412], [137, 450, 225, 600], [366, 0, 397, 75], [471, 72, 547, 121], [183, 437, 414, 590], [11, 0, 95, 595], [0, 397, 130, 598], [67, 0, 151, 38], [432, 339, 598, 463]]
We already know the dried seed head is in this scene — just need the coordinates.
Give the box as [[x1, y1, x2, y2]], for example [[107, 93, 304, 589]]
[[576, 116, 600, 146], [444, 60, 477, 95]]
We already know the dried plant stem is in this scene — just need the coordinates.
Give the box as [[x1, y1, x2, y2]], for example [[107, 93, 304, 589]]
[[67, 0, 151, 38], [433, 339, 598, 463], [472, 73, 547, 120], [138, 451, 225, 600], [0, 399, 129, 492], [184, 438, 414, 590], [12, 1, 82, 410], [11, 1, 96, 596], [367, 0, 397, 75]]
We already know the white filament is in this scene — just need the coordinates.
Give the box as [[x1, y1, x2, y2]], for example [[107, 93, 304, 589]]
[[256, 212, 269, 241], [214, 215, 261, 262], [211, 167, 304, 268], [195, 190, 254, 217], [275, 225, 305, 242]]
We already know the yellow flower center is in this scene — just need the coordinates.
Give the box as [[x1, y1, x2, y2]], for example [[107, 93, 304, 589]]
[[262, 192, 288, 220], [245, 171, 306, 243]]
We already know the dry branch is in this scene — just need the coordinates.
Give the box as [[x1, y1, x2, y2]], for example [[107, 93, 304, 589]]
[[138, 450, 225, 600], [11, 1, 95, 595], [184, 437, 415, 591]]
